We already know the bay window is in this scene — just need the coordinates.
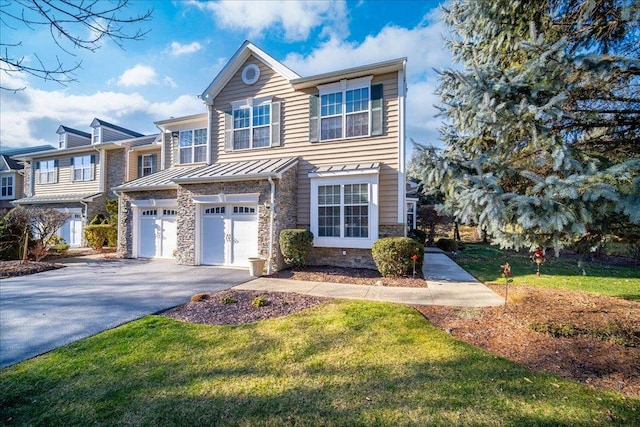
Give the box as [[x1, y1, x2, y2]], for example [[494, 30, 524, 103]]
[[310, 169, 379, 248]]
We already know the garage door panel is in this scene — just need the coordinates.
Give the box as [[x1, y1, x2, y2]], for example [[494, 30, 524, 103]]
[[137, 208, 176, 259], [230, 213, 258, 267], [202, 214, 225, 265]]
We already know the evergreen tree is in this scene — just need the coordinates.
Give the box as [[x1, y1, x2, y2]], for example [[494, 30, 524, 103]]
[[412, 0, 640, 253]]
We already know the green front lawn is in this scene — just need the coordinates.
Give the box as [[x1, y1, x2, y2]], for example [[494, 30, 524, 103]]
[[1, 300, 638, 426], [454, 244, 640, 300]]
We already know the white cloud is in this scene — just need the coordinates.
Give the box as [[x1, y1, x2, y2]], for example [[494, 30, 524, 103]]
[[168, 41, 203, 56], [163, 75, 177, 89], [193, 0, 349, 41], [0, 84, 203, 148], [282, 8, 450, 147], [116, 64, 158, 87]]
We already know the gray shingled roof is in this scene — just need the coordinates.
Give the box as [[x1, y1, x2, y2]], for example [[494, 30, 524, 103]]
[[2, 154, 21, 170], [173, 157, 298, 183], [59, 126, 91, 139], [12, 192, 102, 205], [93, 119, 144, 138]]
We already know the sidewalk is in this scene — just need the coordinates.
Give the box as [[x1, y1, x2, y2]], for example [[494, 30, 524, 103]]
[[235, 248, 504, 307]]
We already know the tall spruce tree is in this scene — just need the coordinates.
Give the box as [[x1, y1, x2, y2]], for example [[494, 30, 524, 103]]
[[412, 0, 640, 253]]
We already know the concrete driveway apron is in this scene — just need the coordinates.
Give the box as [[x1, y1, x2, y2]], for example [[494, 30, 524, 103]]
[[0, 257, 251, 368]]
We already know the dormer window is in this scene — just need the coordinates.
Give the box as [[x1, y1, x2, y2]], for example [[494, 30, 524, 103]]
[[58, 133, 66, 149], [92, 128, 101, 144]]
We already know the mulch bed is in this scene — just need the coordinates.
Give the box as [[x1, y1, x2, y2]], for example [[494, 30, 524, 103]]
[[162, 290, 329, 325], [415, 284, 640, 398], [270, 265, 426, 287], [0, 261, 64, 278]]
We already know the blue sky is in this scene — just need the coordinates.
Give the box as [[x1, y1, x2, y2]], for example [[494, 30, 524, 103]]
[[0, 0, 449, 153]]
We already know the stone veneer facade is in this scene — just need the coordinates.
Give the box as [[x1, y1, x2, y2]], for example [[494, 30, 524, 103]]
[[117, 189, 178, 257], [117, 165, 298, 273]]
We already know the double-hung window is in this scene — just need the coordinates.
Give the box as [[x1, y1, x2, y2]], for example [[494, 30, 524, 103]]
[[72, 155, 94, 181], [138, 153, 157, 177], [37, 159, 58, 184], [225, 97, 280, 151], [1, 176, 14, 198], [310, 170, 379, 249], [179, 129, 207, 164], [310, 77, 383, 142]]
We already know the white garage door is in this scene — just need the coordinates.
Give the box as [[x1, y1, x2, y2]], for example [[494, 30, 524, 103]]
[[139, 208, 177, 259], [201, 205, 258, 267]]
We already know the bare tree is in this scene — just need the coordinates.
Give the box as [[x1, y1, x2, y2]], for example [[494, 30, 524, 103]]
[[0, 0, 152, 91], [26, 207, 70, 261]]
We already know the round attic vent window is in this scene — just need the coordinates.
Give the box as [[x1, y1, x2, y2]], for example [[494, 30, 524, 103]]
[[241, 64, 260, 85]]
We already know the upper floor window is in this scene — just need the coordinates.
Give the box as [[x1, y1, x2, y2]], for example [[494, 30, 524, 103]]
[[71, 155, 95, 181], [1, 176, 14, 198], [92, 128, 101, 144], [225, 98, 281, 151], [310, 77, 383, 143], [37, 159, 58, 184], [58, 133, 66, 149], [179, 129, 207, 164], [138, 153, 157, 177]]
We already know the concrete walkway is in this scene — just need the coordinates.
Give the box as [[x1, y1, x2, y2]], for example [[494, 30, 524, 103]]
[[235, 248, 504, 307]]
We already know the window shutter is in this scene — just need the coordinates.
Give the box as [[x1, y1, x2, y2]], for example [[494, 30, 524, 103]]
[[309, 94, 319, 142], [90, 154, 96, 180], [54, 159, 59, 183], [69, 157, 74, 182], [224, 111, 233, 152], [271, 101, 281, 147], [150, 154, 157, 173], [137, 155, 143, 177], [371, 84, 383, 136], [171, 132, 179, 165], [70, 157, 74, 166], [35, 161, 40, 184]]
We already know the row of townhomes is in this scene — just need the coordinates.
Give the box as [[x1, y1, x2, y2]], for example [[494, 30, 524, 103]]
[[10, 41, 409, 273]]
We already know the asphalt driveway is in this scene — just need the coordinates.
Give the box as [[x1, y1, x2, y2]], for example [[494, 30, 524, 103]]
[[0, 256, 252, 368]]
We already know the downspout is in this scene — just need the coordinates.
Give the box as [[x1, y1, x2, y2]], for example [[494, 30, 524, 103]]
[[80, 199, 89, 247], [113, 188, 123, 256], [267, 175, 276, 275]]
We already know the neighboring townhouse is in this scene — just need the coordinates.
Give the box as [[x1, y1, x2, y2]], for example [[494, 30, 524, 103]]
[[0, 145, 55, 211], [115, 41, 407, 273], [12, 120, 158, 247]]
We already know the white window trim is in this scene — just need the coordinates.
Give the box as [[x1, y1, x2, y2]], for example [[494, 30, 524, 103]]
[[0, 173, 15, 199], [318, 76, 373, 142], [92, 128, 101, 144], [72, 155, 94, 181], [230, 96, 273, 150], [38, 159, 57, 184], [140, 153, 156, 177], [178, 128, 207, 164], [310, 172, 379, 249]]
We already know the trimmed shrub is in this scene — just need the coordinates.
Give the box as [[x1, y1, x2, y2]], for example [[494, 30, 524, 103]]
[[89, 214, 107, 225], [279, 229, 314, 268], [407, 228, 427, 246], [84, 224, 117, 250], [436, 238, 459, 252], [372, 237, 425, 277]]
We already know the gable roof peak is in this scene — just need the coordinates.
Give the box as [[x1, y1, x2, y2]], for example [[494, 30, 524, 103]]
[[200, 40, 300, 104]]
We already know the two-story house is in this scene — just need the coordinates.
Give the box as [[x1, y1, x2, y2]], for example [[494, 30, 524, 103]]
[[1, 145, 55, 212], [115, 41, 408, 273], [12, 119, 159, 246]]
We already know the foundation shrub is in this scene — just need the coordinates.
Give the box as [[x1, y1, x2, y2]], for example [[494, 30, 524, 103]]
[[84, 224, 117, 250], [372, 237, 425, 277], [437, 238, 459, 252], [279, 229, 314, 268]]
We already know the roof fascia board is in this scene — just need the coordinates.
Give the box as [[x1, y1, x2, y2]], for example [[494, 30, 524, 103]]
[[291, 58, 406, 90], [200, 41, 300, 103], [155, 113, 208, 130], [12, 142, 119, 160]]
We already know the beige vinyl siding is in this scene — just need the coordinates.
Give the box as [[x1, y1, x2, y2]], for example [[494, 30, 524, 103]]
[[126, 147, 161, 181], [210, 56, 401, 226], [33, 155, 101, 195], [66, 133, 91, 148]]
